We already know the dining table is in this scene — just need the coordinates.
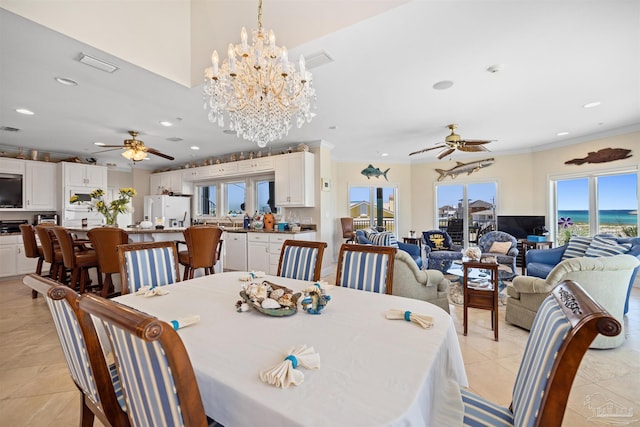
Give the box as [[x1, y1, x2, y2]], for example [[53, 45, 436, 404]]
[[113, 271, 468, 426]]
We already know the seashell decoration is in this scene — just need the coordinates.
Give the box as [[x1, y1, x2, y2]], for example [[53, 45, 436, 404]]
[[270, 288, 285, 301], [278, 293, 295, 307], [261, 298, 281, 309], [239, 281, 301, 316]]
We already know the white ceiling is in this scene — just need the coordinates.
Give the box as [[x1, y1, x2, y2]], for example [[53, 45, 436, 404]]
[[1, 1, 639, 170]]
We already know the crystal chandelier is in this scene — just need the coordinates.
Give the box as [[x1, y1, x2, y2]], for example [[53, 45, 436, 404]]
[[203, 0, 316, 147]]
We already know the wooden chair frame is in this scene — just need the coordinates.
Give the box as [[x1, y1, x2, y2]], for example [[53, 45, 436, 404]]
[[276, 239, 327, 282], [335, 243, 396, 294], [35, 224, 66, 284], [52, 226, 102, 294], [22, 274, 130, 427], [19, 224, 45, 298], [88, 227, 129, 297], [116, 241, 180, 295], [79, 292, 208, 427], [178, 225, 223, 280]]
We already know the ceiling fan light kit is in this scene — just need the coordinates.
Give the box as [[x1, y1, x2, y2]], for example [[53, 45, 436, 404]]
[[203, 0, 316, 148], [97, 131, 174, 162]]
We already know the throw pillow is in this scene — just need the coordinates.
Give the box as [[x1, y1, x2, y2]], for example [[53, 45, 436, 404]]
[[488, 241, 512, 255], [423, 231, 452, 250], [362, 228, 378, 241], [561, 236, 593, 260], [584, 235, 632, 257], [369, 232, 399, 248]]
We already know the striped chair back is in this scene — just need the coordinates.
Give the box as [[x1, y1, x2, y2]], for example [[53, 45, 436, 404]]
[[277, 240, 327, 282], [336, 244, 396, 294], [461, 280, 622, 426], [22, 274, 129, 427], [79, 293, 208, 427], [117, 242, 180, 294]]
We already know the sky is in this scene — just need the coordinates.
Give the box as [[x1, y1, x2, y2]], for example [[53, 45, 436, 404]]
[[557, 173, 637, 210]]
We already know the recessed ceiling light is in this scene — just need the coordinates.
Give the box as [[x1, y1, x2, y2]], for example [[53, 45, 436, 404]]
[[94, 142, 105, 146], [159, 121, 173, 127], [78, 52, 119, 73], [583, 101, 601, 108], [190, 146, 200, 150], [432, 80, 454, 90], [381, 153, 389, 157], [486, 64, 505, 73], [557, 131, 569, 136], [16, 108, 34, 115], [54, 77, 78, 86], [328, 125, 337, 130]]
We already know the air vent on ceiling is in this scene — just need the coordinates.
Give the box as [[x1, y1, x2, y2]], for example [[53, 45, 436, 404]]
[[0, 126, 20, 132], [305, 50, 334, 69], [166, 137, 183, 142], [78, 52, 119, 73]]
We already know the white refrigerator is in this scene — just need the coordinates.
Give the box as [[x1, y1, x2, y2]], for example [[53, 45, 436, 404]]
[[143, 195, 191, 228]]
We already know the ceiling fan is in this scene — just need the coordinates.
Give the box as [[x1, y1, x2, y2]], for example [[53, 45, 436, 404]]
[[94, 131, 175, 161], [409, 124, 494, 159]]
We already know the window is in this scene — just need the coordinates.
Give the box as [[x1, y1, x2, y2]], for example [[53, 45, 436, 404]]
[[348, 185, 397, 233], [198, 185, 217, 216], [193, 174, 275, 218], [256, 179, 275, 213], [226, 181, 246, 215], [435, 182, 497, 246], [553, 170, 638, 244]]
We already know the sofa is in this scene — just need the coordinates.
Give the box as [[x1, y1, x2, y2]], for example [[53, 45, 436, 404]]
[[391, 249, 450, 313], [505, 254, 639, 348], [355, 229, 423, 268], [526, 235, 640, 313]]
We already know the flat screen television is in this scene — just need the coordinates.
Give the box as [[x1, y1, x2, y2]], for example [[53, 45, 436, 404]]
[[497, 215, 546, 239], [0, 173, 23, 208]]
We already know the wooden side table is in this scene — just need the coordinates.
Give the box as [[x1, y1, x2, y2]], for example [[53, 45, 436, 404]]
[[519, 239, 553, 275], [403, 236, 421, 250], [463, 260, 499, 341]]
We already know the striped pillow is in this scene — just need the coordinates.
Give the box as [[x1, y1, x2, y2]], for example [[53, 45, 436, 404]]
[[362, 228, 378, 241], [584, 235, 631, 257], [561, 236, 592, 260], [369, 232, 399, 248]]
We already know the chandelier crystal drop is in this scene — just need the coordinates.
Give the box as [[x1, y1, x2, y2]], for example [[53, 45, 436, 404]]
[[203, 0, 316, 147]]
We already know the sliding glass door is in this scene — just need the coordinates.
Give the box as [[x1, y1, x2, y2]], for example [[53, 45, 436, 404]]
[[348, 185, 397, 233]]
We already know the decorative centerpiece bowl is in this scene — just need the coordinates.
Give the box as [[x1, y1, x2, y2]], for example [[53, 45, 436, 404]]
[[239, 281, 301, 317]]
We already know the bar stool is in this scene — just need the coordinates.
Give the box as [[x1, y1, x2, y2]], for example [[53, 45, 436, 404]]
[[19, 224, 46, 298], [52, 227, 102, 294], [88, 227, 129, 297], [35, 224, 66, 284], [178, 225, 223, 280]]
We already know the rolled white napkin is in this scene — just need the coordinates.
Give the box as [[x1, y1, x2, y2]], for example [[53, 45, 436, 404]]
[[239, 271, 266, 281], [385, 309, 434, 329], [259, 344, 320, 388], [135, 285, 170, 297], [168, 315, 200, 330]]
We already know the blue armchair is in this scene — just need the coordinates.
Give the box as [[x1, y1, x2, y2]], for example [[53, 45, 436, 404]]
[[355, 230, 423, 268], [422, 230, 463, 273], [478, 230, 519, 280], [526, 235, 640, 314]]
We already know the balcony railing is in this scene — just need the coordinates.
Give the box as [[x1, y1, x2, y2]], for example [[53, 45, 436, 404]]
[[353, 218, 395, 233]]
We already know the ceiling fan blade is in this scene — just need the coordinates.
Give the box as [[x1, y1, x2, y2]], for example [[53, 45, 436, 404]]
[[459, 144, 490, 153], [99, 144, 126, 148], [409, 144, 446, 156], [461, 139, 494, 145], [92, 147, 124, 154], [437, 148, 456, 159], [146, 147, 175, 160]]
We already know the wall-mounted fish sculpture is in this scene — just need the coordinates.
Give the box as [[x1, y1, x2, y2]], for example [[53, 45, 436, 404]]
[[435, 158, 494, 181], [361, 164, 390, 180], [565, 148, 632, 165]]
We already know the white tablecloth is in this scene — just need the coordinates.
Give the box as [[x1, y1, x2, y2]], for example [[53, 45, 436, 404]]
[[114, 272, 468, 426]]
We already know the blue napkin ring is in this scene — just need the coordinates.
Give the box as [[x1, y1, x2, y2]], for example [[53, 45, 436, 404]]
[[284, 355, 298, 369], [170, 320, 179, 330], [404, 311, 412, 321]]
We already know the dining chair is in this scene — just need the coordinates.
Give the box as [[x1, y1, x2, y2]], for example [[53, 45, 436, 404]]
[[35, 224, 66, 285], [461, 279, 621, 426], [177, 225, 223, 280], [277, 240, 327, 282], [78, 292, 209, 427], [88, 227, 129, 297], [19, 224, 45, 298], [335, 243, 396, 294], [22, 274, 130, 427], [340, 217, 356, 243], [52, 226, 102, 294], [117, 241, 180, 295]]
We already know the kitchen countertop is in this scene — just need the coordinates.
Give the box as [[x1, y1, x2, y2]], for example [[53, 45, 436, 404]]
[[66, 226, 315, 235]]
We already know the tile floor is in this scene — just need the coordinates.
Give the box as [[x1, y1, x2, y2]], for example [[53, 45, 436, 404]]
[[1, 275, 638, 426]]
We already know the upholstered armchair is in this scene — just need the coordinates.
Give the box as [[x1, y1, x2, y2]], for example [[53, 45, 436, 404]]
[[422, 230, 462, 273], [392, 250, 450, 313], [505, 254, 640, 348], [526, 235, 640, 314], [355, 229, 423, 268], [478, 230, 518, 279]]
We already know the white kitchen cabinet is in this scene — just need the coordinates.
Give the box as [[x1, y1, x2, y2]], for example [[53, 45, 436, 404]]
[[0, 235, 38, 277], [61, 162, 107, 188], [267, 232, 317, 275], [275, 152, 315, 207], [238, 157, 275, 174], [224, 232, 247, 271], [150, 170, 193, 195], [247, 233, 270, 272], [0, 157, 25, 174], [25, 160, 57, 210], [182, 165, 214, 182], [212, 162, 239, 177]]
